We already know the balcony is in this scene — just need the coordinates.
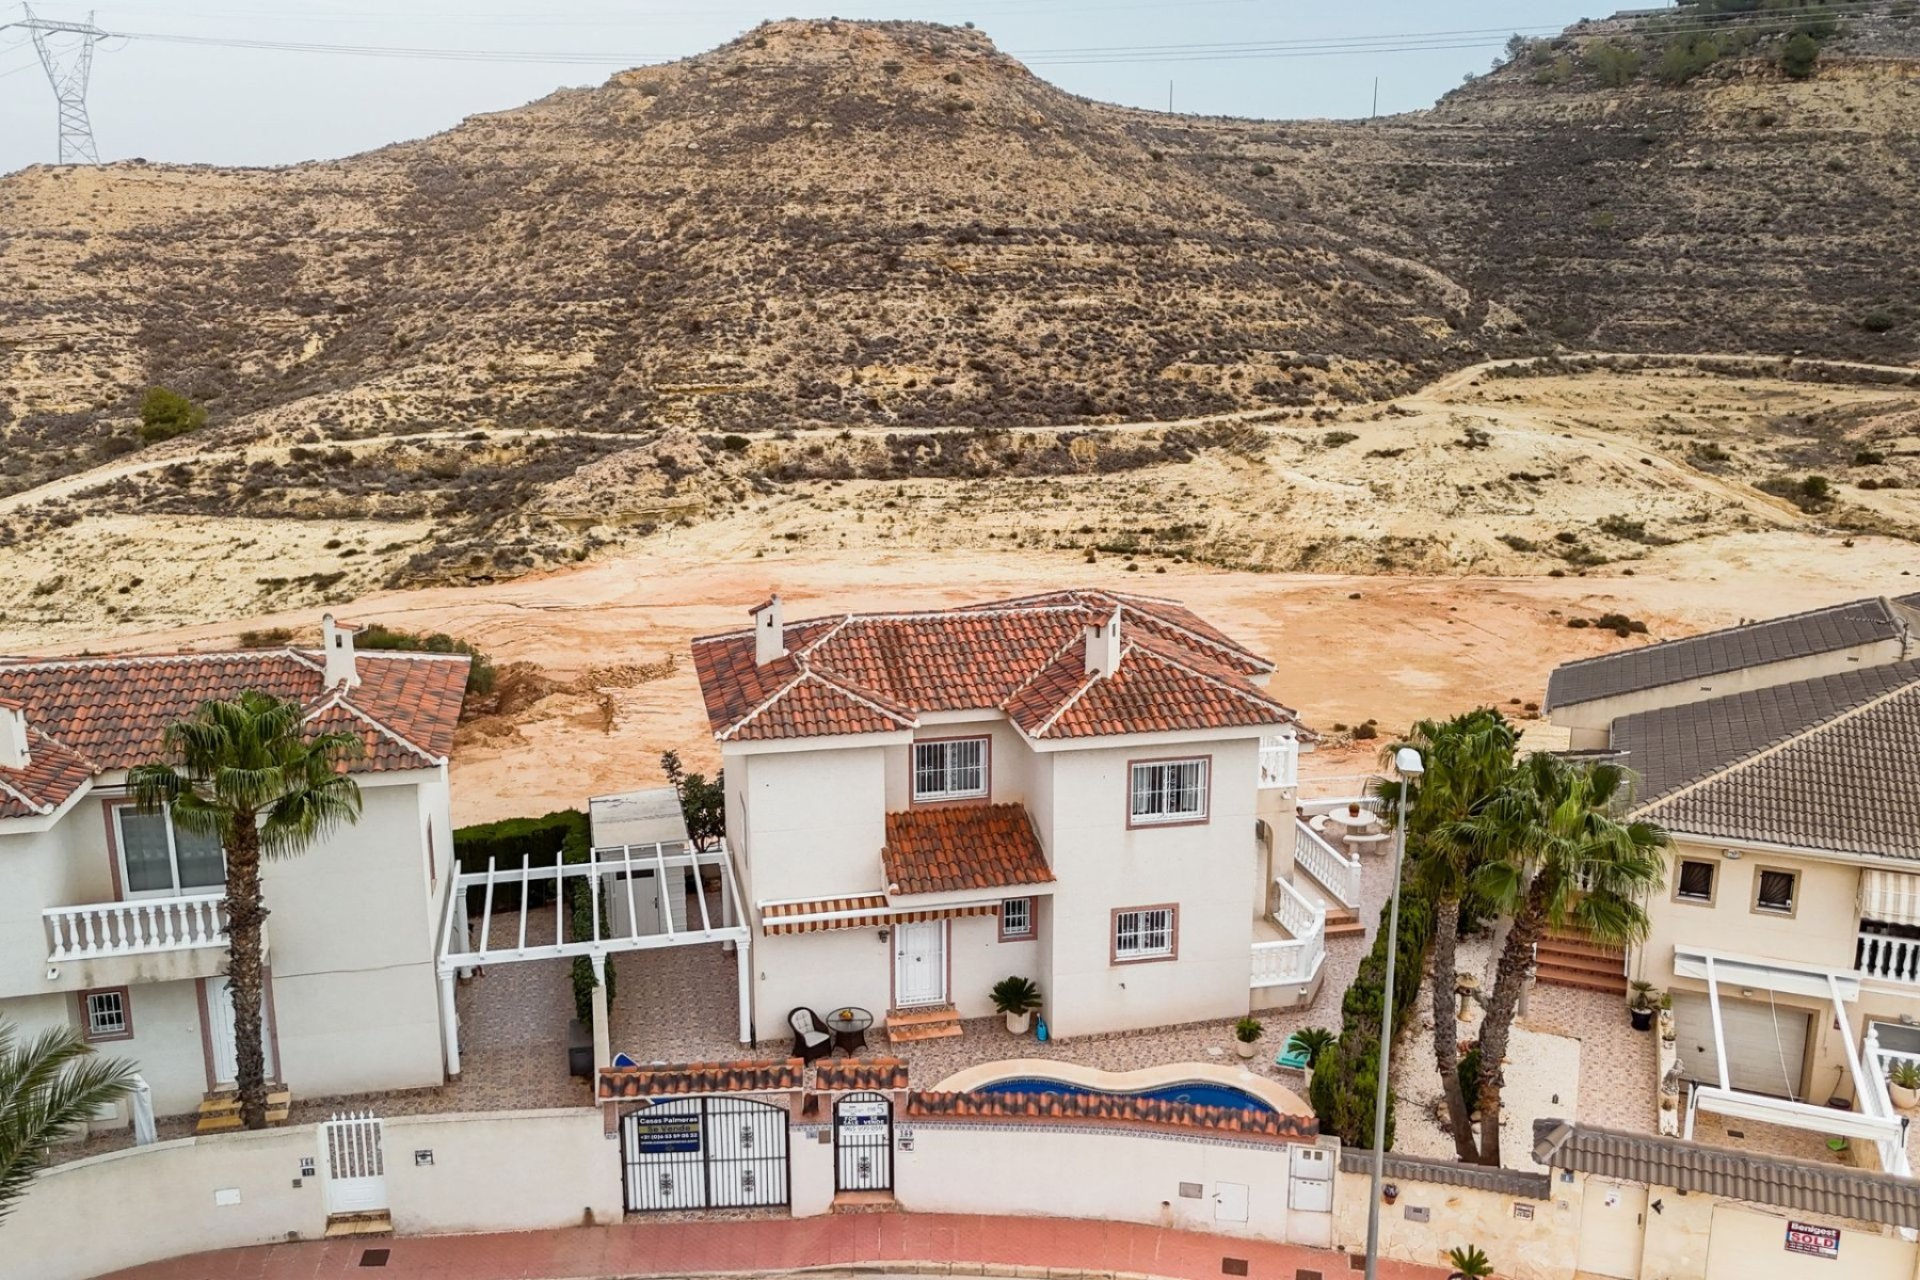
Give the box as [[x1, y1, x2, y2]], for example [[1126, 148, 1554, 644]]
[[42, 894, 241, 990], [1856, 927, 1920, 986]]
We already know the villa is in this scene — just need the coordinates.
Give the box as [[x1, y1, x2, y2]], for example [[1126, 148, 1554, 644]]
[[0, 617, 466, 1128], [1545, 593, 1920, 1172], [688, 590, 1324, 1044]]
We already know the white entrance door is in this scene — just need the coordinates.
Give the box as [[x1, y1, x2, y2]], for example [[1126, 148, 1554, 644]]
[[1576, 1179, 1647, 1280], [321, 1112, 389, 1216], [894, 920, 946, 1007], [207, 976, 275, 1088]]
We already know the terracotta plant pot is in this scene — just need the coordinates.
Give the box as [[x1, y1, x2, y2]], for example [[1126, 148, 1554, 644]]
[[1348, 803, 1362, 817]]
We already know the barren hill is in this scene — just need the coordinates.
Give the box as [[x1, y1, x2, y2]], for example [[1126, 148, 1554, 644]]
[[2, 9, 1918, 620]]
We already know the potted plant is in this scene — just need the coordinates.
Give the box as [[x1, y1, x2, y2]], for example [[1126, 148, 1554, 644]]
[[1889, 1060, 1920, 1109], [1347, 801, 1363, 817], [1447, 1245, 1494, 1280], [991, 976, 1042, 1035], [1233, 1015, 1263, 1060], [1629, 981, 1657, 1032]]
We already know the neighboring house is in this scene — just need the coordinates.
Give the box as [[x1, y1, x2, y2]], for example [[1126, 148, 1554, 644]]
[[1545, 595, 1920, 750], [0, 617, 466, 1124], [1546, 593, 1920, 1165], [691, 590, 1315, 1044]]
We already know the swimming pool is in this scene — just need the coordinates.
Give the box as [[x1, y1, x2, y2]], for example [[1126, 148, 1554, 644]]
[[974, 1076, 1276, 1113]]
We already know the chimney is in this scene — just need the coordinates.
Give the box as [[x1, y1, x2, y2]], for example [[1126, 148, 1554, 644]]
[[753, 595, 787, 666], [1084, 607, 1122, 679], [0, 698, 28, 771], [322, 614, 361, 689]]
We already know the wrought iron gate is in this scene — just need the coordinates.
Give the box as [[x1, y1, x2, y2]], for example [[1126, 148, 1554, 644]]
[[321, 1111, 388, 1216], [621, 1095, 790, 1212], [834, 1091, 893, 1193]]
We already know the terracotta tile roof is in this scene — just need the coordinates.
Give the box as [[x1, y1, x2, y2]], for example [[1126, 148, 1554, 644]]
[[814, 1058, 909, 1092], [597, 1059, 805, 1099], [694, 590, 1300, 744], [906, 1090, 1318, 1142], [0, 731, 96, 820], [0, 642, 469, 816], [883, 804, 1054, 896]]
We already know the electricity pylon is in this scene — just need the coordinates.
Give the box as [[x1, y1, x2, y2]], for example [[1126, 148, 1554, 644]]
[[5, 5, 109, 164]]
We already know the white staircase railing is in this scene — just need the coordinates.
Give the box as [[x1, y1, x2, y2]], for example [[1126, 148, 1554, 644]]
[[1293, 818, 1361, 910], [1861, 1026, 1915, 1179], [1253, 877, 1326, 989], [45, 894, 229, 963]]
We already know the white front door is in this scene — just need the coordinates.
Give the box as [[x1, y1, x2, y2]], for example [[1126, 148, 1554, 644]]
[[207, 975, 275, 1088], [894, 920, 946, 1007]]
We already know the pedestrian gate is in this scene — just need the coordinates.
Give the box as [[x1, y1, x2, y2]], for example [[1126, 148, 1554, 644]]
[[834, 1091, 893, 1193], [321, 1111, 389, 1217], [622, 1096, 790, 1212]]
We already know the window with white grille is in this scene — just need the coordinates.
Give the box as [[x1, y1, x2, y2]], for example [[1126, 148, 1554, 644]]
[[83, 988, 130, 1041], [1129, 759, 1208, 824], [912, 738, 988, 802], [1114, 906, 1176, 961], [1001, 898, 1033, 938]]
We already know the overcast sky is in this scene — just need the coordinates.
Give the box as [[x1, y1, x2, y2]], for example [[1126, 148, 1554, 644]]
[[0, 1, 1647, 174]]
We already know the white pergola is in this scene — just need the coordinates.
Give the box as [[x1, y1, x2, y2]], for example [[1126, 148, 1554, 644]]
[[1676, 947, 1909, 1169], [435, 838, 751, 1076]]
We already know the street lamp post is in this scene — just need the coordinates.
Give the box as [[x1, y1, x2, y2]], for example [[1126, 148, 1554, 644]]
[[1365, 745, 1425, 1280]]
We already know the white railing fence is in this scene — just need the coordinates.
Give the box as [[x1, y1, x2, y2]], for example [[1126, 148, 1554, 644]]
[[1857, 929, 1920, 986], [1860, 1027, 1916, 1179], [1258, 734, 1300, 790], [1253, 876, 1327, 989], [1293, 818, 1362, 910], [1296, 774, 1384, 807], [44, 895, 228, 962], [1272, 874, 1326, 943]]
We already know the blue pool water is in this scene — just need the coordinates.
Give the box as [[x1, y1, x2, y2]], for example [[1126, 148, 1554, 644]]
[[975, 1077, 1275, 1113]]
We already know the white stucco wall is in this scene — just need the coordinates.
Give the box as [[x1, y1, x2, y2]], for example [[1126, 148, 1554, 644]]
[[896, 1122, 1317, 1245], [739, 745, 888, 904], [0, 1109, 619, 1280], [1042, 738, 1260, 1038], [950, 911, 1038, 1020]]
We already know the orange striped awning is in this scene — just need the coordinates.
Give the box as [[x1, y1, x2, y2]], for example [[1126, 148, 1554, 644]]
[[760, 895, 1000, 936]]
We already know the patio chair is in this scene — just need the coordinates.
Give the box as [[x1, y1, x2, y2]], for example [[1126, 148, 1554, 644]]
[[788, 1007, 832, 1064]]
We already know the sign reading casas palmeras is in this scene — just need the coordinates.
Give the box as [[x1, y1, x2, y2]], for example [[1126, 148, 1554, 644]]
[[1785, 1221, 1841, 1260]]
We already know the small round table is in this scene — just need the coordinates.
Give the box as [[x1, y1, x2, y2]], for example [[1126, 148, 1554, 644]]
[[1325, 809, 1381, 831], [825, 1007, 873, 1056]]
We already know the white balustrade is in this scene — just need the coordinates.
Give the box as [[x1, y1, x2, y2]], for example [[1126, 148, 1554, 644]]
[[1293, 818, 1362, 910], [1861, 1026, 1916, 1179], [1258, 735, 1299, 790], [1253, 877, 1327, 989], [44, 894, 228, 963], [1857, 930, 1920, 985], [1272, 874, 1327, 944]]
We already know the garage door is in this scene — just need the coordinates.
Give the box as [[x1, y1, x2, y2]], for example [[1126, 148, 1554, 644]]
[[1671, 993, 1810, 1098]]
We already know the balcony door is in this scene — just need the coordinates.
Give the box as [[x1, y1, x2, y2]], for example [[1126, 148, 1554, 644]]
[[115, 805, 226, 899]]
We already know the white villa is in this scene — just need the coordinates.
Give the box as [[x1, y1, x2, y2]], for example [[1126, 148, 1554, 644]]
[[690, 590, 1328, 1045], [0, 618, 466, 1127], [1546, 593, 1920, 1172]]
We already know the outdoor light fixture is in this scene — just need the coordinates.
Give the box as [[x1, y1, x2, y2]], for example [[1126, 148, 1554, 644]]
[[1365, 746, 1424, 1280]]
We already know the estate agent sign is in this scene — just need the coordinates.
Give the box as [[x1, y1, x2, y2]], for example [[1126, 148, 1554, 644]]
[[1785, 1221, 1841, 1260]]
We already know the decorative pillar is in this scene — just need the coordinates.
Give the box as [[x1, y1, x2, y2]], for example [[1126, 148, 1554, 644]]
[[590, 953, 612, 1068], [438, 971, 462, 1077], [737, 937, 755, 1045]]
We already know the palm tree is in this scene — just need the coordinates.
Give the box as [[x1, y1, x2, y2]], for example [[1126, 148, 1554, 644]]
[[129, 691, 363, 1130], [1376, 710, 1518, 1162], [1466, 753, 1667, 1165], [0, 1020, 136, 1223]]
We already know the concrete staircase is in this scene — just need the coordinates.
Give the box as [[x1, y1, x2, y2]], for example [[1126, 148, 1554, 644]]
[[1288, 870, 1367, 941], [195, 1086, 292, 1134], [323, 1211, 394, 1239], [1535, 928, 1627, 995], [885, 1003, 962, 1044]]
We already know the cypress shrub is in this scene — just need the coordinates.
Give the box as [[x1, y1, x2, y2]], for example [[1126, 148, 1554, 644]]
[[1309, 884, 1435, 1148]]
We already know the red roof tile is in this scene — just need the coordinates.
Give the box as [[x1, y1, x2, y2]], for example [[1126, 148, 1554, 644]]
[[0, 643, 468, 815], [906, 1089, 1317, 1141], [0, 732, 96, 819], [694, 590, 1299, 744], [814, 1058, 909, 1092], [883, 803, 1054, 896], [598, 1059, 805, 1099]]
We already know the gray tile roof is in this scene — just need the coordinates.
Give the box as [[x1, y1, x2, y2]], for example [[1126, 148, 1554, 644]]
[[1533, 1120, 1920, 1228], [1337, 1148, 1551, 1199], [1613, 661, 1920, 805], [1544, 597, 1908, 710], [1627, 663, 1920, 860]]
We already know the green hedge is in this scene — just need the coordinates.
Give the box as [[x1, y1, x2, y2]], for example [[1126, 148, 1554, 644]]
[[1308, 884, 1435, 1149], [452, 809, 609, 1023]]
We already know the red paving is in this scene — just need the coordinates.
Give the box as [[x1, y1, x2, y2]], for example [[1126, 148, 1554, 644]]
[[99, 1213, 1447, 1280]]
